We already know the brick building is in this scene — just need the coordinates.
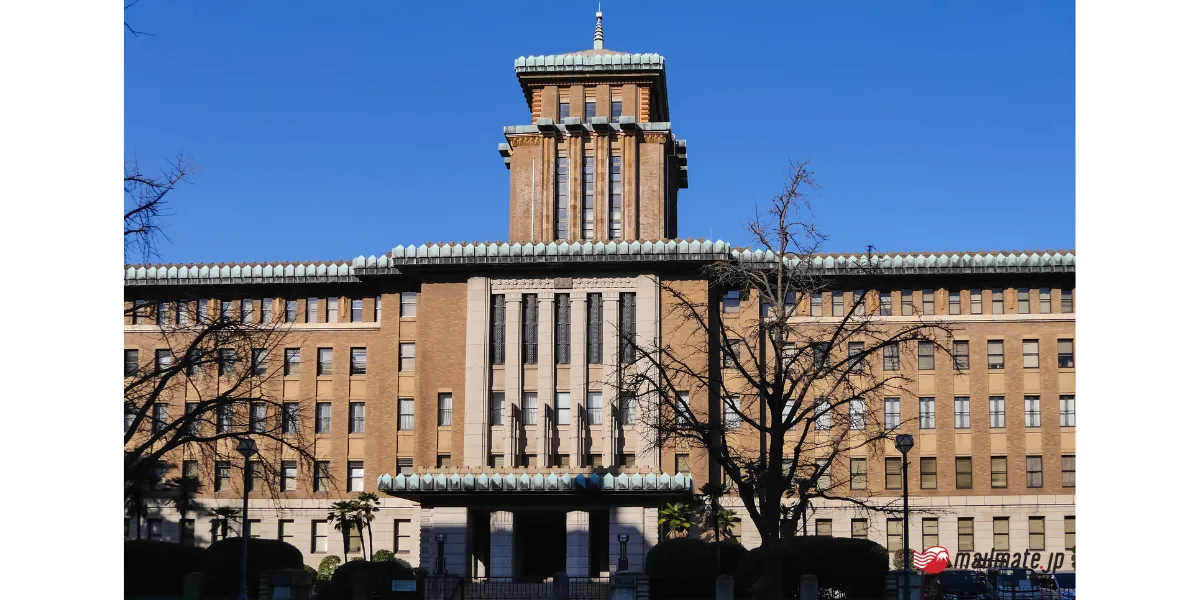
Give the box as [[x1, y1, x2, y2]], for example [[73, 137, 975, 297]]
[[123, 11, 1075, 576]]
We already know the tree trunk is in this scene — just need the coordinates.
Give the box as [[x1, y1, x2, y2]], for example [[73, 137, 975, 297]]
[[136, 516, 142, 540], [757, 534, 786, 600], [366, 521, 374, 556], [342, 526, 350, 562], [359, 524, 368, 560]]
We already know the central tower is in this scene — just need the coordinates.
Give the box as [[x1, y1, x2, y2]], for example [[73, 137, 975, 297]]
[[499, 10, 688, 243]]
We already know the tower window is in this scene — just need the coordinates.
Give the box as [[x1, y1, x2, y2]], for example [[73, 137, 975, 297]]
[[609, 151, 623, 239], [585, 98, 596, 121], [583, 153, 595, 239], [611, 97, 622, 119], [555, 153, 568, 240], [558, 100, 569, 123]]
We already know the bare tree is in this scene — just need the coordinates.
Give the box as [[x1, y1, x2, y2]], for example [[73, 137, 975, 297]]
[[618, 161, 957, 599], [125, 155, 193, 262]]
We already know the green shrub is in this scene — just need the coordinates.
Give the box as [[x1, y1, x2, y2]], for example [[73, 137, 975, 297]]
[[318, 559, 418, 600], [372, 549, 396, 562], [304, 565, 318, 578], [317, 555, 341, 582], [738, 537, 888, 599], [125, 539, 207, 596], [646, 538, 747, 599], [202, 537, 304, 596]]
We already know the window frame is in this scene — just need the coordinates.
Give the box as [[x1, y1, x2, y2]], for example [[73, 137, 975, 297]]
[[987, 339, 1005, 369], [955, 457, 973, 489], [850, 458, 867, 490], [1057, 338, 1074, 368], [920, 457, 937, 489], [919, 397, 936, 429], [1022, 339, 1040, 368], [1026, 455, 1043, 488], [991, 456, 1008, 488], [953, 396, 971, 429], [437, 393, 453, 427], [398, 398, 414, 431], [952, 340, 970, 369]]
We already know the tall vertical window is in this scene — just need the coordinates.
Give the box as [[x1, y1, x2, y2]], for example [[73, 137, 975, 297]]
[[281, 461, 298, 491], [316, 402, 332, 433], [922, 518, 939, 549], [400, 292, 417, 317], [314, 461, 330, 492], [1059, 395, 1076, 427], [849, 398, 865, 430], [878, 291, 892, 316], [954, 518, 975, 552], [397, 398, 414, 431], [252, 348, 267, 376], [522, 294, 538, 364], [918, 341, 934, 370], [286, 300, 298, 323], [215, 461, 231, 491], [885, 457, 902, 489], [241, 298, 253, 323], [177, 299, 191, 325], [183, 403, 198, 435], [815, 398, 831, 430], [586, 391, 602, 425], [810, 293, 823, 317], [850, 458, 867, 490], [1028, 516, 1045, 550], [558, 100, 569, 122], [399, 343, 415, 372], [991, 288, 1004, 315], [1017, 288, 1030, 314], [948, 291, 961, 315], [1024, 396, 1041, 427], [1057, 339, 1074, 368], [919, 397, 936, 428], [582, 153, 595, 239], [348, 461, 364, 492], [555, 294, 571, 364], [375, 295, 382, 322], [349, 403, 365, 433], [676, 392, 690, 424], [993, 517, 1010, 551], [921, 289, 935, 315], [1065, 516, 1075, 549], [723, 397, 741, 428], [1038, 287, 1051, 313], [1026, 456, 1043, 488], [261, 298, 273, 323], [218, 348, 236, 376], [249, 461, 265, 492], [306, 297, 318, 323], [853, 289, 865, 316], [1061, 454, 1075, 487], [831, 291, 844, 317], [584, 97, 596, 120], [156, 301, 170, 325], [610, 94, 622, 119], [555, 153, 568, 240], [920, 457, 937, 489], [282, 402, 299, 434], [815, 458, 831, 490], [326, 297, 339, 323], [619, 292, 636, 364], [284, 349, 300, 375], [723, 340, 741, 369], [586, 293, 603, 364], [987, 340, 1005, 369], [991, 456, 1007, 488], [989, 396, 1006, 427], [954, 396, 971, 428], [1061, 290, 1073, 313], [956, 457, 973, 489], [883, 344, 899, 371], [197, 298, 210, 323], [489, 392, 504, 426], [522, 392, 538, 425], [155, 349, 172, 372], [349, 347, 367, 375], [848, 341, 865, 373], [1022, 339, 1040, 368], [618, 394, 634, 425], [901, 290, 913, 315], [437, 393, 452, 426], [555, 392, 571, 425], [970, 289, 982, 314], [952, 340, 969, 369], [490, 295, 506, 365], [887, 519, 902, 552], [216, 404, 232, 434], [852, 519, 869, 540], [351, 299, 363, 322], [152, 403, 169, 434], [317, 348, 333, 376], [609, 151, 623, 239], [884, 397, 900, 429], [251, 402, 267, 433], [219, 300, 233, 322]]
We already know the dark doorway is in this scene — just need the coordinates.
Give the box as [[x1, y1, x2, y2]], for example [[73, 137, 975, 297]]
[[513, 511, 566, 580], [589, 509, 609, 576]]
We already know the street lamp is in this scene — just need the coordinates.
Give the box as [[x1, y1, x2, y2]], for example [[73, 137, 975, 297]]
[[894, 434, 914, 600], [235, 437, 258, 600], [617, 533, 630, 571], [434, 533, 447, 575]]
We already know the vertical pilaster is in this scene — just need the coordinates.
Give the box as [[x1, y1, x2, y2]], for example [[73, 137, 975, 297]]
[[504, 294, 523, 466], [633, 275, 661, 470], [464, 277, 489, 467], [609, 506, 648, 573], [623, 133, 640, 240], [490, 511, 515, 578], [569, 290, 588, 466], [537, 292, 555, 466], [594, 134, 610, 241], [601, 292, 620, 466], [567, 510, 591, 577]]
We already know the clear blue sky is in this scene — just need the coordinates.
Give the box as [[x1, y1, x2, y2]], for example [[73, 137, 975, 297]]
[[124, 1, 1074, 265]]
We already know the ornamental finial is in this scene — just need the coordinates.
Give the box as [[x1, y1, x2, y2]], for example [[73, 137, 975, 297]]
[[593, 4, 604, 50]]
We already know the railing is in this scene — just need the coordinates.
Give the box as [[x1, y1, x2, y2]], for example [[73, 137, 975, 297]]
[[423, 576, 611, 600]]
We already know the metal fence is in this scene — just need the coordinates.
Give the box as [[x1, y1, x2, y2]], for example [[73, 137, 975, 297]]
[[423, 576, 611, 600]]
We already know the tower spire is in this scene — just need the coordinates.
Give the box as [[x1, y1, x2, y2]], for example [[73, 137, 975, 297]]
[[593, 4, 604, 50]]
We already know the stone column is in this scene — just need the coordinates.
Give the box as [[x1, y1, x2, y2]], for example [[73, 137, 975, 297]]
[[537, 292, 555, 466], [464, 277, 489, 467], [601, 292, 620, 466], [490, 511, 515, 578], [504, 293, 523, 467], [633, 276, 662, 470], [566, 511, 590, 577], [569, 290, 588, 466]]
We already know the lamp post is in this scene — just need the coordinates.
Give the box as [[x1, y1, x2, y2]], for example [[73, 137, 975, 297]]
[[894, 434, 914, 600], [617, 533, 630, 571], [235, 437, 258, 600], [434, 533, 447, 575]]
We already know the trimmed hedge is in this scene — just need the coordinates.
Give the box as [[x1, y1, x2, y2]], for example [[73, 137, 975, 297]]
[[645, 538, 748, 599], [318, 559, 418, 600], [372, 549, 396, 563], [125, 540, 207, 596], [317, 555, 342, 581], [202, 537, 304, 596], [738, 536, 888, 599]]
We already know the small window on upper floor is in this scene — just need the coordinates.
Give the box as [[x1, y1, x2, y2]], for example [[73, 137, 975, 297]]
[[401, 292, 417, 318], [1061, 289, 1074, 313], [585, 97, 596, 121], [558, 100, 570, 123], [611, 98, 622, 119], [722, 290, 741, 313]]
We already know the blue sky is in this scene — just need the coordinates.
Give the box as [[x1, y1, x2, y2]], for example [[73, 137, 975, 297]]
[[124, 1, 1074, 264]]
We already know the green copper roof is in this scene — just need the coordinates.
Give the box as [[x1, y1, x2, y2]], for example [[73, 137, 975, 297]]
[[514, 52, 665, 75]]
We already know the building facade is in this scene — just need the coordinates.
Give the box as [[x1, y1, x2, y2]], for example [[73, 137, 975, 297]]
[[123, 12, 1075, 576]]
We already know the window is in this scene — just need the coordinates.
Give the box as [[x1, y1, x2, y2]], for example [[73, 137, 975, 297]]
[[375, 295, 382, 322], [241, 298, 253, 323], [1061, 455, 1075, 488], [583, 153, 595, 238], [619, 453, 635, 468], [921, 289, 934, 315], [956, 457, 972, 489], [970, 289, 982, 314], [920, 457, 937, 489], [1039, 287, 1051, 314], [579, 391, 600, 426], [901, 290, 913, 316], [584, 293, 603, 364], [991, 288, 1004, 315], [221, 300, 233, 322], [185, 348, 201, 376], [1021, 516, 1045, 551], [853, 289, 865, 316], [987, 340, 1004, 369], [156, 301, 170, 325], [152, 403, 169, 434], [813, 342, 830, 369], [723, 340, 741, 369], [611, 96, 623, 119], [182, 460, 198, 480], [674, 453, 690, 474], [918, 341, 934, 370], [394, 519, 412, 554], [348, 461, 364, 492], [314, 461, 331, 492], [919, 397, 935, 429], [349, 403, 365, 433], [489, 295, 505, 365], [815, 519, 833, 537], [1017, 288, 1030, 314], [954, 397, 970, 429], [619, 292, 636, 364], [555, 153, 568, 239], [952, 340, 969, 369], [236, 402, 256, 433], [520, 454, 537, 468], [815, 399, 831, 430], [887, 519, 902, 552], [948, 291, 961, 315], [879, 291, 892, 316], [286, 300, 298, 323], [252, 348, 267, 376], [922, 518, 939, 549], [489, 392, 504, 426], [885, 457, 902, 490], [326, 297, 339, 323], [522, 392, 538, 425], [675, 391, 690, 424], [197, 298, 210, 323], [394, 291, 416, 318], [281, 461, 297, 491], [317, 348, 333, 376], [584, 97, 596, 120], [850, 458, 867, 490], [810, 293, 823, 317], [351, 299, 363, 322], [722, 290, 741, 313], [179, 518, 195, 547], [993, 517, 1010, 551], [1064, 516, 1075, 549], [815, 458, 831, 490], [616, 395, 634, 425], [306, 297, 318, 323], [282, 348, 298, 374], [155, 349, 172, 372], [1022, 340, 1039, 368], [278, 519, 295, 545], [311, 521, 329, 553], [283, 403, 299, 434], [215, 461, 232, 491], [849, 398, 865, 430], [723, 397, 741, 428], [1026, 456, 1043, 488], [397, 458, 414, 475], [1061, 290, 1073, 313], [316, 402, 332, 433], [147, 518, 163, 541], [609, 151, 623, 238], [124, 349, 139, 376], [558, 100, 569, 122], [216, 404, 232, 434], [1057, 339, 1074, 368], [399, 342, 415, 372], [176, 299, 191, 325], [437, 455, 451, 468], [554, 294, 570, 364], [1024, 396, 1041, 427], [958, 518, 974, 552], [249, 461, 265, 492], [555, 392, 571, 425], [521, 294, 538, 364], [585, 454, 603, 468], [1060, 395, 1076, 427], [848, 341, 865, 373], [350, 347, 367, 375], [991, 457, 1008, 488], [884, 397, 900, 429], [831, 291, 844, 317], [437, 393, 452, 426], [852, 519, 868, 540], [883, 344, 899, 371], [989, 396, 1005, 428]]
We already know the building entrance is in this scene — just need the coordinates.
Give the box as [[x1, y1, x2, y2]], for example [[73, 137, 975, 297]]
[[512, 510, 567, 579]]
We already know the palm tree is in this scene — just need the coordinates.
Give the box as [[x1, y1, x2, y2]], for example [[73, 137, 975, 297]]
[[356, 492, 382, 556], [125, 470, 161, 540], [328, 500, 361, 562], [209, 506, 241, 539], [658, 502, 696, 539], [167, 475, 203, 524]]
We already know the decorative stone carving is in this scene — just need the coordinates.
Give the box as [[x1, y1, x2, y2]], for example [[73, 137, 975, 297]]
[[490, 276, 638, 292], [507, 135, 543, 147], [642, 132, 668, 143]]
